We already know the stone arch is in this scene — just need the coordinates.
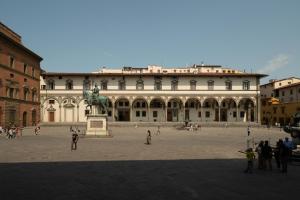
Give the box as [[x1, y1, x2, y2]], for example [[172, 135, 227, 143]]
[[132, 97, 148, 122], [202, 97, 219, 122], [115, 97, 130, 121], [238, 97, 255, 122], [167, 98, 183, 122], [185, 98, 201, 121], [149, 97, 166, 122], [220, 98, 237, 122]]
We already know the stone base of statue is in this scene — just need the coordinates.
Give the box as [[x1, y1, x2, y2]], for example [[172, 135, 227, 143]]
[[85, 114, 111, 137]]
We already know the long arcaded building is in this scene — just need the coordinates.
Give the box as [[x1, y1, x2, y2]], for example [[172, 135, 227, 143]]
[[40, 65, 266, 124]]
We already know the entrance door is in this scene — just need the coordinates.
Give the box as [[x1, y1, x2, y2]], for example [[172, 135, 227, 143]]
[[49, 112, 55, 122], [22, 112, 27, 127], [32, 110, 36, 126], [118, 110, 130, 121], [167, 110, 172, 121], [221, 109, 227, 121], [185, 109, 189, 121], [215, 109, 219, 121]]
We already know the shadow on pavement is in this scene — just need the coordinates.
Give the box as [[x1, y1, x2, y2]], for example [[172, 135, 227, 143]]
[[1, 159, 299, 200]]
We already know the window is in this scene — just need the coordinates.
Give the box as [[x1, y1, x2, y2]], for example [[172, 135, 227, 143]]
[[225, 80, 232, 90], [273, 107, 277, 114], [83, 79, 91, 90], [9, 56, 14, 68], [207, 80, 214, 90], [136, 79, 144, 90], [240, 111, 245, 118], [47, 79, 55, 90], [154, 79, 162, 90], [9, 88, 14, 98], [23, 88, 29, 100], [281, 107, 285, 114], [243, 81, 250, 90], [136, 111, 140, 117], [108, 111, 112, 117], [282, 91, 285, 96], [233, 111, 237, 118], [290, 89, 293, 95], [32, 68, 35, 77], [190, 80, 196, 90], [32, 91, 37, 102], [198, 111, 201, 118], [49, 100, 55, 104], [119, 80, 126, 90], [142, 111, 146, 117], [65, 80, 73, 90], [23, 64, 27, 73], [101, 80, 108, 90], [171, 79, 178, 91], [205, 111, 210, 118], [85, 110, 90, 116], [153, 111, 158, 118]]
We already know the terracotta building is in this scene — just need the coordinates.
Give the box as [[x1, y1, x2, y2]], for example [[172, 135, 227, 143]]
[[260, 77, 300, 126], [0, 22, 42, 127]]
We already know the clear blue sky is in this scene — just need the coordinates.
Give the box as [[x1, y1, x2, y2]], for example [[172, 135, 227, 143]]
[[1, 0, 300, 83]]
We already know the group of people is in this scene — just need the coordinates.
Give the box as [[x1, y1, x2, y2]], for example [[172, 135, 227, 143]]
[[0, 126, 22, 139], [244, 137, 294, 174], [184, 121, 201, 132]]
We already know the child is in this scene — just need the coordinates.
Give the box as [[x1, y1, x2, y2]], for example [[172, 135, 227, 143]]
[[244, 148, 255, 173]]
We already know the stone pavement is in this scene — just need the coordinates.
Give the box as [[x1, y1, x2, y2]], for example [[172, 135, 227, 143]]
[[0, 126, 299, 200]]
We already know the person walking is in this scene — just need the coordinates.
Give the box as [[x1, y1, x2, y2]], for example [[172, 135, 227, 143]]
[[146, 130, 151, 145], [71, 130, 79, 150], [279, 139, 289, 173]]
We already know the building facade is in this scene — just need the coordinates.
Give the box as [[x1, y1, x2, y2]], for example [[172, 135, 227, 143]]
[[0, 22, 42, 127], [40, 65, 265, 124], [261, 77, 300, 126]]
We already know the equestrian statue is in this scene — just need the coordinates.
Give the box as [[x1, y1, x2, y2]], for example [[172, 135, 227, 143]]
[[83, 83, 109, 114]]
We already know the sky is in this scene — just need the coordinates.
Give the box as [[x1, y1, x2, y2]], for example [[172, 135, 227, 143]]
[[1, 0, 300, 83]]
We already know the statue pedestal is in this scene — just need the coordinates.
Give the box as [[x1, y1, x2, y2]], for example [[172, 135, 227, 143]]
[[86, 114, 110, 137]]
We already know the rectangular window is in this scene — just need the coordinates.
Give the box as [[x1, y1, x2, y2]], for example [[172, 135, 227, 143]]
[[9, 57, 14, 68], [136, 111, 140, 117], [171, 80, 178, 91], [233, 111, 237, 118], [225, 81, 232, 90], [273, 107, 277, 114], [108, 111, 112, 117], [240, 111, 245, 118], [119, 81, 126, 90], [208, 81, 214, 90], [142, 102, 146, 108], [32, 68, 35, 77], [85, 110, 90, 116], [154, 81, 162, 90], [9, 88, 14, 98], [281, 107, 285, 114], [119, 102, 123, 107], [190, 81, 196, 90], [49, 100, 55, 104], [243, 81, 250, 90], [101, 82, 107, 90], [142, 111, 146, 117], [205, 111, 210, 118], [290, 89, 293, 95], [23, 64, 27, 73], [198, 111, 201, 118], [282, 91, 285, 96], [153, 111, 158, 118]]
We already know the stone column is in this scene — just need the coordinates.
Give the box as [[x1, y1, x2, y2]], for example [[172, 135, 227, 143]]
[[112, 102, 115, 121], [77, 105, 79, 122], [59, 105, 62, 122], [236, 107, 239, 121]]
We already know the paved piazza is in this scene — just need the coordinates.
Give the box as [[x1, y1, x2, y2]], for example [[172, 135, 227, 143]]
[[1, 125, 299, 200]]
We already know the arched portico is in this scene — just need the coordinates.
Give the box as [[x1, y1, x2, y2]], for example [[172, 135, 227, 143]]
[[132, 97, 148, 122], [150, 97, 166, 122], [202, 98, 219, 121], [220, 98, 237, 122], [167, 98, 183, 122], [115, 97, 130, 121], [185, 98, 201, 121], [238, 98, 255, 122]]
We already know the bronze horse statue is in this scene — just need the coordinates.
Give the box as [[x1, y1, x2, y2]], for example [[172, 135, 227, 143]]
[[83, 88, 109, 114]]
